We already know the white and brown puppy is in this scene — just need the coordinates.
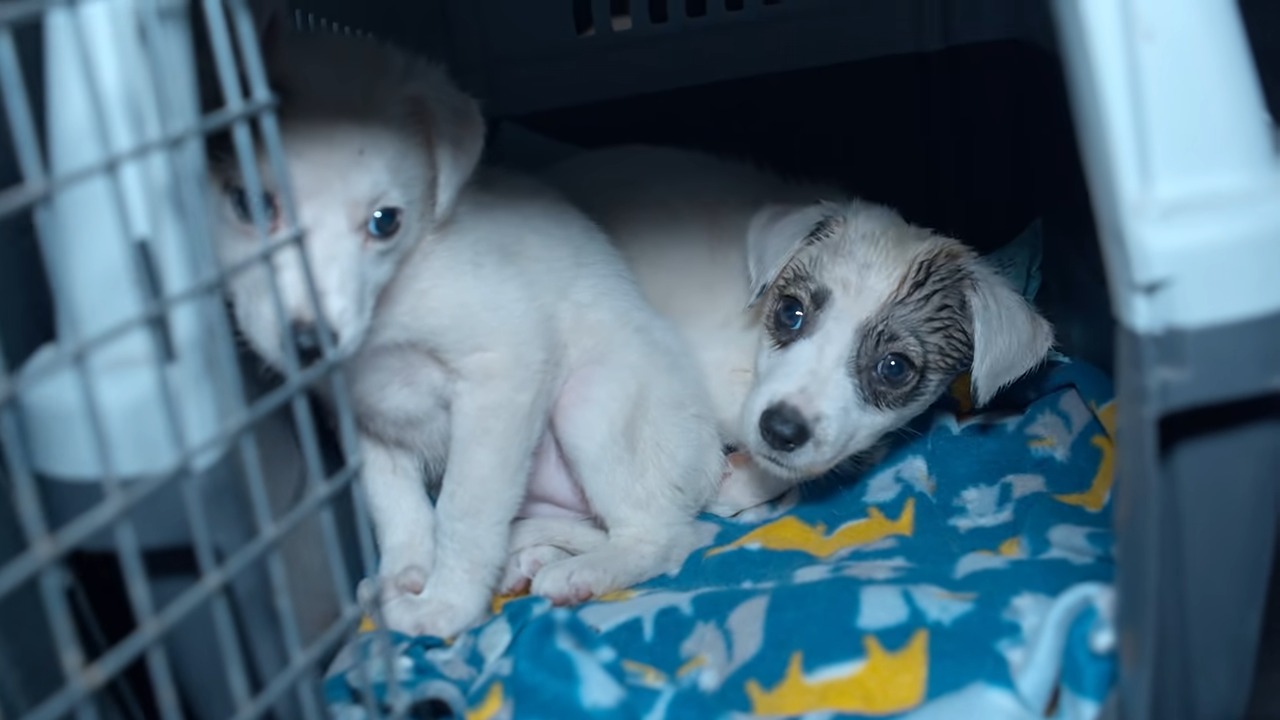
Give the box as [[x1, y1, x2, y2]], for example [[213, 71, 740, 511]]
[[544, 145, 1054, 516], [209, 35, 721, 638]]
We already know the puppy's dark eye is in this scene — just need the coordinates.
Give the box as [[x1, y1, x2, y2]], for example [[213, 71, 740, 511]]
[[367, 207, 402, 240], [875, 352, 916, 387], [773, 295, 806, 334], [226, 184, 278, 226]]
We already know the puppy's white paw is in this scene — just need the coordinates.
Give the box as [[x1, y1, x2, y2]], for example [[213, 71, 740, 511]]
[[499, 544, 571, 595], [389, 564, 428, 594], [530, 553, 632, 606], [707, 454, 793, 518], [378, 580, 491, 639], [377, 544, 434, 591], [357, 564, 430, 616]]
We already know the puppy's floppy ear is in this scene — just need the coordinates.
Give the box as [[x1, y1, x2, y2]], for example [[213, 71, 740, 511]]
[[964, 255, 1055, 406], [745, 202, 840, 308], [402, 63, 486, 223]]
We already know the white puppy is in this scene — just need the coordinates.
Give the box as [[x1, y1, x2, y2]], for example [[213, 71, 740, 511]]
[[209, 36, 721, 638], [545, 145, 1054, 516]]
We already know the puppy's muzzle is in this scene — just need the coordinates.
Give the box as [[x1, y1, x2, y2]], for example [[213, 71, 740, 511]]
[[289, 319, 336, 367], [759, 402, 811, 453]]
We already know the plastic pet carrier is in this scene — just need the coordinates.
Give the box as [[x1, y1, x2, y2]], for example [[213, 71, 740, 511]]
[[0, 0, 1276, 719]]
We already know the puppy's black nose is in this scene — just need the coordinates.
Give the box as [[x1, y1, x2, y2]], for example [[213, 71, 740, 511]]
[[289, 320, 331, 366], [759, 403, 811, 453]]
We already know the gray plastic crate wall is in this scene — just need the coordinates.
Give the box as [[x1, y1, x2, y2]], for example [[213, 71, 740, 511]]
[[286, 0, 1052, 118], [0, 1, 380, 718]]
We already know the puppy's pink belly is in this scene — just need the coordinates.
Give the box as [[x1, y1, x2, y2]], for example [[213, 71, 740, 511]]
[[517, 429, 593, 520]]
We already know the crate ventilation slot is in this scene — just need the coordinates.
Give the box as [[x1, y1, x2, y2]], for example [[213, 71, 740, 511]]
[[292, 9, 372, 38], [575, 0, 785, 37]]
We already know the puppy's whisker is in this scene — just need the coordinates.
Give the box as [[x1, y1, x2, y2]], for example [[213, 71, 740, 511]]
[[895, 425, 925, 441]]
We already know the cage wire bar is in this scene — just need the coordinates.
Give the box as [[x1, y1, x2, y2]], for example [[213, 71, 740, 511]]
[[0, 0, 394, 717]]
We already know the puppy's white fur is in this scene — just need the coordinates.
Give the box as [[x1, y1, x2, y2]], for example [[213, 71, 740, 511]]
[[210, 37, 720, 637], [545, 145, 1054, 516]]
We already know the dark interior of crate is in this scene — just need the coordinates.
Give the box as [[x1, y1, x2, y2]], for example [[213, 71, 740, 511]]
[[1, 3, 1279, 718]]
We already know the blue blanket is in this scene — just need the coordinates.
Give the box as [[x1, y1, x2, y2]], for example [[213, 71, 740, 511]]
[[323, 355, 1117, 720]]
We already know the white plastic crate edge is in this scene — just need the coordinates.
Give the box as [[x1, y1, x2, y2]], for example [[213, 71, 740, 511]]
[[17, 0, 235, 482], [1053, 0, 1280, 335]]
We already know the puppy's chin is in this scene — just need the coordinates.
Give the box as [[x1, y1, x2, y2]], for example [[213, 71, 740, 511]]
[[238, 323, 365, 373], [232, 322, 285, 371], [748, 434, 882, 483], [332, 325, 370, 362], [748, 445, 838, 483]]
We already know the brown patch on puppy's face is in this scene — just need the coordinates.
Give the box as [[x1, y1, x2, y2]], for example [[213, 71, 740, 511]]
[[852, 242, 976, 412]]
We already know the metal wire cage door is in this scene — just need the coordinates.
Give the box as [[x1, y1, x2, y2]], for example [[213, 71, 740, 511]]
[[0, 0, 387, 718]]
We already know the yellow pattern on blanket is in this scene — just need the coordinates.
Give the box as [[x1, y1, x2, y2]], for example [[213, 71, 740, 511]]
[[1054, 400, 1116, 512], [745, 629, 929, 715], [705, 498, 915, 559]]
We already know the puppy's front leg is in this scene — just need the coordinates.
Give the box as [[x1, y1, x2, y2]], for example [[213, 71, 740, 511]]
[[357, 437, 437, 630], [399, 362, 548, 638]]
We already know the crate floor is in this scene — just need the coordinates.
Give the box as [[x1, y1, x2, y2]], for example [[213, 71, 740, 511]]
[[323, 359, 1117, 720]]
